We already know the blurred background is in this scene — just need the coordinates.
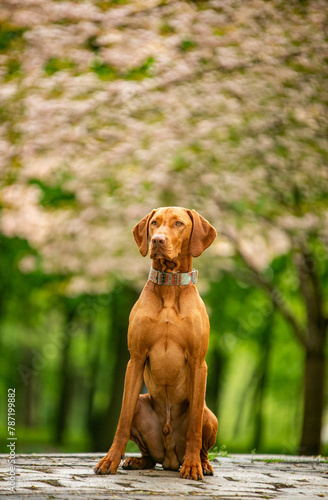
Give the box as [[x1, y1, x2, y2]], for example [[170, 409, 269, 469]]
[[0, 0, 327, 457]]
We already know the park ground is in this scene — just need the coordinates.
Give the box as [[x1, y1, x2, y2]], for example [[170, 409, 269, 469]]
[[0, 453, 327, 499]]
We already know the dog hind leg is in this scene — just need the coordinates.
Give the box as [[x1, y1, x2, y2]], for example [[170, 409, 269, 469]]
[[200, 406, 218, 476], [122, 394, 164, 470]]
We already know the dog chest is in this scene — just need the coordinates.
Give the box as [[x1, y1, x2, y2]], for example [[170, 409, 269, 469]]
[[145, 339, 189, 388]]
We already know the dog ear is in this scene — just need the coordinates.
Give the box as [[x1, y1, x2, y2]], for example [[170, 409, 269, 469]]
[[187, 210, 217, 258], [133, 210, 157, 257]]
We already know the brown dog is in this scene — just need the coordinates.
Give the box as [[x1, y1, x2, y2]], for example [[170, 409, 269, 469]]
[[94, 207, 218, 480]]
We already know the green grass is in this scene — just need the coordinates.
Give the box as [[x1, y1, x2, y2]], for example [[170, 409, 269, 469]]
[[208, 444, 230, 460]]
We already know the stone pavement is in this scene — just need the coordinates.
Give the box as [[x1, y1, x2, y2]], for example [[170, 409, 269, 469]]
[[0, 453, 327, 499]]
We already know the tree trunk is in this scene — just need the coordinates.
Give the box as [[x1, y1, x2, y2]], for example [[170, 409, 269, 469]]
[[296, 248, 327, 456], [21, 348, 35, 428], [85, 318, 99, 435], [299, 349, 325, 455], [253, 318, 272, 451], [206, 347, 225, 417], [54, 306, 76, 444]]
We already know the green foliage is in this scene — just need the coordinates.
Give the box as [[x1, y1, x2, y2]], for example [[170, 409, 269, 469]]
[[96, 0, 130, 10], [85, 36, 101, 53], [160, 23, 176, 35], [90, 59, 117, 80], [5, 59, 22, 80], [172, 156, 190, 172], [205, 269, 304, 454], [29, 179, 76, 207], [0, 239, 324, 454], [91, 56, 155, 81], [125, 56, 155, 80], [0, 0, 327, 457], [179, 39, 197, 52], [0, 24, 27, 51], [44, 57, 76, 75]]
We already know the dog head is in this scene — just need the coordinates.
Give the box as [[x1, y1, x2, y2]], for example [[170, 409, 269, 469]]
[[133, 207, 217, 261]]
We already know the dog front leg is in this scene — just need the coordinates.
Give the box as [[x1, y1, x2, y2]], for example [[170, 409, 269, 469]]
[[180, 361, 207, 480], [94, 357, 144, 475]]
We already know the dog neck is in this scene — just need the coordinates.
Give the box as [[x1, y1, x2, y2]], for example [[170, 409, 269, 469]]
[[151, 254, 193, 273]]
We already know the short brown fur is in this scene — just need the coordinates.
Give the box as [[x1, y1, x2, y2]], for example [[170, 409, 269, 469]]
[[94, 207, 218, 480]]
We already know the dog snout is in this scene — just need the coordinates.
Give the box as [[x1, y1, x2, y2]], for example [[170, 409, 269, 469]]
[[151, 234, 167, 247]]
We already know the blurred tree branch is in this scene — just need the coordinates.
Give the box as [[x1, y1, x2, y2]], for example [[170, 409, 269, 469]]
[[223, 229, 309, 349]]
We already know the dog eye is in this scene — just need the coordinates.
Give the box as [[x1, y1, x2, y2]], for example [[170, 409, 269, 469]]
[[151, 220, 158, 226], [175, 221, 183, 227]]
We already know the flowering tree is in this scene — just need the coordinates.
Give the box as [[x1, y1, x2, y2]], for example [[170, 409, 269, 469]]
[[0, 0, 327, 453]]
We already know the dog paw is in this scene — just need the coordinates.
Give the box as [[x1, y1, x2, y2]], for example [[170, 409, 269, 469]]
[[202, 460, 214, 476], [94, 452, 121, 475], [123, 456, 155, 470], [179, 460, 203, 481]]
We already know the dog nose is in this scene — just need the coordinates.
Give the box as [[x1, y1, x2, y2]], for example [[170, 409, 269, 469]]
[[152, 234, 166, 246]]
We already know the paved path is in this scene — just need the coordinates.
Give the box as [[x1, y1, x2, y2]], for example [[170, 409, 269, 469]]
[[0, 453, 327, 499]]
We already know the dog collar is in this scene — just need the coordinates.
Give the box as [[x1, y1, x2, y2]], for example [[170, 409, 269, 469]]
[[148, 266, 198, 286]]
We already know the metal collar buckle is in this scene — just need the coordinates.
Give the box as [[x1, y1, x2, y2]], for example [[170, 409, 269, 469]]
[[190, 269, 197, 285]]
